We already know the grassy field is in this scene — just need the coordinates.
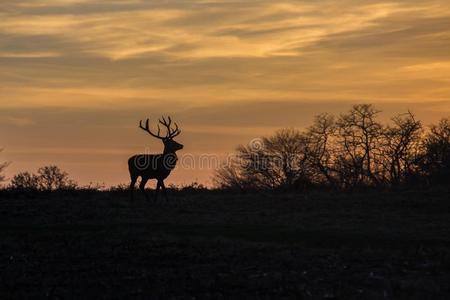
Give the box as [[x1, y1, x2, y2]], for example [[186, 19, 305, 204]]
[[1, 188, 449, 299]]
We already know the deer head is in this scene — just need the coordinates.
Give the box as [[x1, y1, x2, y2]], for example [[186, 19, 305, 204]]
[[139, 116, 183, 154]]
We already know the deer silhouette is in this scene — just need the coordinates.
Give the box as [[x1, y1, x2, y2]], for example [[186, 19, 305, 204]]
[[128, 116, 183, 201]]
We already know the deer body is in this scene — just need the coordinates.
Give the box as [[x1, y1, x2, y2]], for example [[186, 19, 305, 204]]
[[128, 117, 183, 201]]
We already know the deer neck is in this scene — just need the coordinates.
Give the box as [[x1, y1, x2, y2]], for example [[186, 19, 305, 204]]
[[163, 148, 177, 157], [162, 148, 178, 170]]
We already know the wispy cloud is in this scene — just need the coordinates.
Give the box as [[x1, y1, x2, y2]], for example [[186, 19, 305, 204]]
[[2, 1, 447, 60], [1, 1, 449, 105], [0, 51, 61, 58], [0, 116, 35, 126]]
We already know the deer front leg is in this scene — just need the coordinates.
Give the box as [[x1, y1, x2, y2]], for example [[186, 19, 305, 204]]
[[129, 176, 137, 201], [154, 180, 162, 202], [139, 178, 150, 201]]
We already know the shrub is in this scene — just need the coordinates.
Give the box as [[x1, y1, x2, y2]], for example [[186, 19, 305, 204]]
[[10, 172, 39, 190], [10, 165, 77, 191], [36, 165, 77, 191]]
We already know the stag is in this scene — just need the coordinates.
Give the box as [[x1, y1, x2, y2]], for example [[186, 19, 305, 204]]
[[128, 116, 183, 201]]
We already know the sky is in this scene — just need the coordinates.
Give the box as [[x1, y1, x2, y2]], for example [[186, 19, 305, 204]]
[[1, 0, 450, 186]]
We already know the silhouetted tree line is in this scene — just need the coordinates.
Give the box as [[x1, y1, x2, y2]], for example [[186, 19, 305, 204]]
[[10, 165, 77, 191], [215, 104, 450, 190]]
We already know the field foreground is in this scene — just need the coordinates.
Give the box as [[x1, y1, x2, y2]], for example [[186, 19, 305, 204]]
[[1, 189, 450, 299]]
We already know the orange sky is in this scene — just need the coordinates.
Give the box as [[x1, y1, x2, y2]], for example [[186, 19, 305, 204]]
[[1, 0, 450, 186]]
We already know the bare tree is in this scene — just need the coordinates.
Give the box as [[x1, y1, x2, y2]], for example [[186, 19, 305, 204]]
[[215, 129, 311, 190], [381, 112, 423, 186], [0, 164, 6, 183], [421, 118, 450, 183], [214, 158, 251, 190], [0, 149, 8, 184], [335, 104, 383, 187], [305, 113, 337, 187], [265, 129, 312, 188]]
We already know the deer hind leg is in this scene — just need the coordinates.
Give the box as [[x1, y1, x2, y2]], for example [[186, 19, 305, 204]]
[[160, 180, 168, 201], [129, 175, 138, 201], [139, 177, 150, 201], [154, 180, 162, 202]]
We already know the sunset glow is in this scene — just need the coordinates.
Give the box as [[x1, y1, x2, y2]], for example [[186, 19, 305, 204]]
[[2, 0, 450, 186]]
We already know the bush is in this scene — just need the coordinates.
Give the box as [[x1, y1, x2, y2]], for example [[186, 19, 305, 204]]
[[10, 165, 77, 191], [10, 172, 39, 190], [36, 165, 77, 191]]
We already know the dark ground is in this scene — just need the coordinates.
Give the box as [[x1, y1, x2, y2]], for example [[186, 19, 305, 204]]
[[1, 188, 449, 299]]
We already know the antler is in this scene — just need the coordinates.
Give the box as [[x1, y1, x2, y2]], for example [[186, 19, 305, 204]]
[[159, 116, 181, 138], [139, 116, 181, 139], [139, 119, 164, 139]]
